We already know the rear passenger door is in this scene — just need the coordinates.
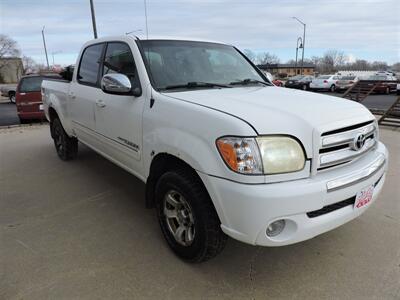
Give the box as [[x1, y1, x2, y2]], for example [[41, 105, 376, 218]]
[[94, 42, 145, 173], [69, 43, 105, 146]]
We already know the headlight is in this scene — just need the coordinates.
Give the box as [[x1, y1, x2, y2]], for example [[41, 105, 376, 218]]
[[216, 136, 305, 175], [256, 136, 305, 174], [216, 137, 263, 174]]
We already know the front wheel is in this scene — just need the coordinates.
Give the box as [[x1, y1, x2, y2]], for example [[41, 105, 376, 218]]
[[51, 118, 78, 161], [302, 84, 307, 91], [330, 85, 336, 92], [155, 169, 227, 262], [385, 87, 390, 95]]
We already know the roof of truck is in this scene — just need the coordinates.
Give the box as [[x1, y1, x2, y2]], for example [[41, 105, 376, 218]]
[[83, 35, 229, 47]]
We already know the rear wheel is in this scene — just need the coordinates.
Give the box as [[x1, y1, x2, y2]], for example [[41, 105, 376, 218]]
[[9, 93, 15, 103], [330, 85, 336, 92], [155, 168, 227, 262], [385, 87, 390, 95], [51, 118, 78, 161], [302, 84, 307, 91]]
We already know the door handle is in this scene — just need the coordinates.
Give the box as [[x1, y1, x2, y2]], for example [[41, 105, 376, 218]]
[[96, 99, 106, 108]]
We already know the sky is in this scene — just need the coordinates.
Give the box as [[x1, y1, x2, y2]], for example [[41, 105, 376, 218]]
[[1, 0, 399, 66]]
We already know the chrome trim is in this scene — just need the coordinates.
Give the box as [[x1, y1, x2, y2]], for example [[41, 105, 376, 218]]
[[321, 123, 375, 148], [320, 138, 376, 168], [326, 154, 385, 192]]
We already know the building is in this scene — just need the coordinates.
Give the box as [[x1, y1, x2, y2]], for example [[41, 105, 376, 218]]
[[258, 63, 315, 78], [0, 57, 23, 83]]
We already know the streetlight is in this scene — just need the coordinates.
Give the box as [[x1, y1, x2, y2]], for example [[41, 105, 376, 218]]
[[295, 37, 303, 76], [51, 51, 62, 66], [41, 26, 50, 69], [292, 17, 306, 75]]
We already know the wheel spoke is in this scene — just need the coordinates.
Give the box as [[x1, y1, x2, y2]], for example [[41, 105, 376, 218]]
[[166, 193, 180, 208], [185, 226, 194, 243], [174, 225, 186, 243], [164, 207, 177, 219]]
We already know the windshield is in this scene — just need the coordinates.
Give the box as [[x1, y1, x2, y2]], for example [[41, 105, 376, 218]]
[[19, 77, 43, 93], [318, 75, 331, 79], [138, 40, 266, 90]]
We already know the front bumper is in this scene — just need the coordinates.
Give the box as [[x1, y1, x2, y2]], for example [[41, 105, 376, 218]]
[[198, 142, 388, 246]]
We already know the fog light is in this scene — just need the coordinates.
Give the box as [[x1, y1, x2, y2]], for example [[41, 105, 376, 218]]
[[266, 219, 286, 237]]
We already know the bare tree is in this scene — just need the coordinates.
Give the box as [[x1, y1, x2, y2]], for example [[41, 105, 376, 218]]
[[0, 34, 21, 70], [320, 49, 346, 73], [22, 55, 38, 74], [257, 52, 280, 65]]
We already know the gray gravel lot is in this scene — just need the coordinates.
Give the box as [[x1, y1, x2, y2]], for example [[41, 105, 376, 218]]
[[0, 124, 399, 300]]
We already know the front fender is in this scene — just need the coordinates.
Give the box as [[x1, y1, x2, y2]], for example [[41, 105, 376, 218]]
[[142, 93, 265, 184]]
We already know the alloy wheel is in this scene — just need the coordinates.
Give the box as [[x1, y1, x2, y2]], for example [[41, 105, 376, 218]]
[[163, 190, 195, 246]]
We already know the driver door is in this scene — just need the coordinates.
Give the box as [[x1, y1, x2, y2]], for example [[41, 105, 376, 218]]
[[94, 42, 145, 173]]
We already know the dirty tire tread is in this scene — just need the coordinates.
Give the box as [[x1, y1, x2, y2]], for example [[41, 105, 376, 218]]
[[156, 167, 227, 263], [52, 118, 78, 161]]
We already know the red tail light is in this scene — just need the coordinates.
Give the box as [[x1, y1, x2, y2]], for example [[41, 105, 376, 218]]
[[323, 80, 328, 83]]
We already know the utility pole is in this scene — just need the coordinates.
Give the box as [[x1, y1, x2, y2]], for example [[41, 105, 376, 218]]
[[41, 26, 50, 69], [89, 0, 98, 38], [292, 17, 306, 75], [144, 0, 149, 39]]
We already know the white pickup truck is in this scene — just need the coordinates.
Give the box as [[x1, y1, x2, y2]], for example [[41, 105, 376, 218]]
[[42, 36, 388, 262]]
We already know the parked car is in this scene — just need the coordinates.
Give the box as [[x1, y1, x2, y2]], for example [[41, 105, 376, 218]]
[[272, 79, 283, 87], [284, 75, 314, 90], [0, 84, 17, 103], [16, 74, 60, 123], [335, 76, 359, 92], [367, 75, 397, 94], [309, 75, 340, 92], [42, 36, 388, 262]]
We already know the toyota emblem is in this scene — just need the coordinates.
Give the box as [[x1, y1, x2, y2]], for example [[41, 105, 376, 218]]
[[352, 134, 366, 151]]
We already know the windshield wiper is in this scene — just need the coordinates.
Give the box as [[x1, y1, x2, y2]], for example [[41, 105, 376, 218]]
[[163, 82, 232, 90], [229, 78, 272, 86]]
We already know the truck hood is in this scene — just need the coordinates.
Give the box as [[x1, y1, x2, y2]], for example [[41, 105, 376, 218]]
[[164, 86, 373, 157], [165, 86, 372, 134]]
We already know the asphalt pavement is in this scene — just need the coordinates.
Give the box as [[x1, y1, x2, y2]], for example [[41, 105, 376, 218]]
[[0, 124, 399, 299]]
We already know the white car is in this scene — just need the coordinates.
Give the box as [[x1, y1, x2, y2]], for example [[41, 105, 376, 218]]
[[310, 75, 341, 92], [42, 36, 388, 262]]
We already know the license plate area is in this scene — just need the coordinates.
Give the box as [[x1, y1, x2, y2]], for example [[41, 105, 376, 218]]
[[354, 185, 374, 210]]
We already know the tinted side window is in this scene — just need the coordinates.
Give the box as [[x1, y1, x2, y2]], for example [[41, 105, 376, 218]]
[[19, 77, 43, 92], [78, 43, 104, 85], [103, 42, 140, 89]]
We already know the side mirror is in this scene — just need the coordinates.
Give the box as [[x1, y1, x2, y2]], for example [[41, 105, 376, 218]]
[[265, 72, 274, 83], [101, 73, 132, 95]]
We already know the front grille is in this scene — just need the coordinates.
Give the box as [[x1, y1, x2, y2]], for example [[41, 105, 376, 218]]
[[307, 197, 355, 218], [318, 121, 376, 171]]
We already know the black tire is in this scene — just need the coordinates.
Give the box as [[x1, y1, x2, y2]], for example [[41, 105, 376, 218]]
[[385, 87, 390, 95], [155, 168, 227, 263], [19, 117, 29, 124], [9, 92, 16, 103], [330, 85, 335, 92], [302, 84, 307, 91], [51, 118, 78, 161]]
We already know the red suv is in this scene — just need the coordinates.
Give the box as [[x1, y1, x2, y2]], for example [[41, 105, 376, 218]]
[[16, 74, 59, 123]]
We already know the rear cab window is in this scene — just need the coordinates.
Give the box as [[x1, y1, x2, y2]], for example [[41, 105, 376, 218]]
[[77, 43, 105, 86]]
